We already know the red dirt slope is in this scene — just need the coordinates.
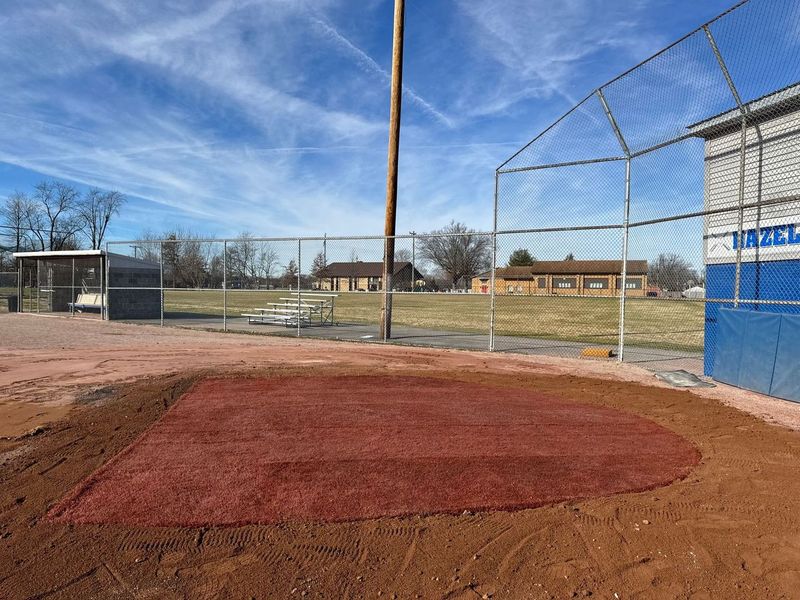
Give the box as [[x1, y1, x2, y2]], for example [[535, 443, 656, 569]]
[[49, 375, 699, 526]]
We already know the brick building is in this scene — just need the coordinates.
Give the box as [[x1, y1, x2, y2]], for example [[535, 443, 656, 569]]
[[471, 260, 648, 296], [318, 261, 424, 292]]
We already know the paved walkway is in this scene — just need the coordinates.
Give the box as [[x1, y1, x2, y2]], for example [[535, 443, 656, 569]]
[[132, 313, 705, 375]]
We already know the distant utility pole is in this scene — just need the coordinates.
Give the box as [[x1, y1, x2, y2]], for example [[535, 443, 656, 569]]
[[380, 0, 405, 341]]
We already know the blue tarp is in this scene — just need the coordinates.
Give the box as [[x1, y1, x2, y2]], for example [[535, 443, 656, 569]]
[[771, 315, 800, 402], [712, 308, 800, 402], [705, 261, 800, 375]]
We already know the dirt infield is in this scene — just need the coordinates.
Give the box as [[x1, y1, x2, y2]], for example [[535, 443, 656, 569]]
[[2, 314, 800, 597], [49, 376, 699, 526]]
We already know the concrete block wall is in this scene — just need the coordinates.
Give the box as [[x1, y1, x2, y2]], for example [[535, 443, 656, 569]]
[[108, 268, 161, 320]]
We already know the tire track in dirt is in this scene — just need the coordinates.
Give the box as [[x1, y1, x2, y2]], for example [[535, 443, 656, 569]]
[[393, 527, 421, 579], [117, 529, 199, 555]]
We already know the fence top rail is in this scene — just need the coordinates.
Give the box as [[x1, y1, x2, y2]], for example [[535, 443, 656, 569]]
[[107, 231, 497, 246], [495, 0, 752, 171]]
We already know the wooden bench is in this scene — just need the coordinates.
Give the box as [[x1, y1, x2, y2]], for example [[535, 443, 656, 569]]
[[68, 293, 103, 313]]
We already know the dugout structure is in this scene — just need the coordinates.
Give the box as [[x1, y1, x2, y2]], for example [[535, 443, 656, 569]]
[[13, 250, 160, 320], [493, 0, 800, 383]]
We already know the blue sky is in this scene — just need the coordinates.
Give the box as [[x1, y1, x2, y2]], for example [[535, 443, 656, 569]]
[[0, 0, 752, 244]]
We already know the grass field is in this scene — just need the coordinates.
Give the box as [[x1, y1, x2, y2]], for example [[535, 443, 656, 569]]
[[163, 289, 705, 352], [4, 287, 705, 352]]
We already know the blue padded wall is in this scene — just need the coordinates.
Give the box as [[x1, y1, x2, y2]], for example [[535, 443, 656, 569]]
[[705, 261, 800, 375], [771, 315, 800, 402], [712, 308, 800, 402]]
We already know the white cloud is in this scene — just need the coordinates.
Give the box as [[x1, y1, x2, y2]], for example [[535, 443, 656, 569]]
[[308, 15, 455, 128], [454, 0, 662, 110], [0, 0, 732, 247]]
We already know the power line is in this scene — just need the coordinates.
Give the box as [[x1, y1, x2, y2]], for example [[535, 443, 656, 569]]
[[0, 223, 80, 236]]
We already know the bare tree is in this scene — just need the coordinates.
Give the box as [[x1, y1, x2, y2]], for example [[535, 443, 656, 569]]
[[419, 221, 491, 290], [26, 181, 82, 250], [78, 189, 125, 249], [136, 230, 163, 264], [208, 253, 225, 288], [161, 232, 180, 288], [281, 259, 299, 288], [257, 242, 279, 288], [394, 248, 411, 262], [227, 233, 260, 288], [649, 253, 701, 292], [177, 237, 209, 288], [1, 192, 29, 253], [310, 251, 327, 288]]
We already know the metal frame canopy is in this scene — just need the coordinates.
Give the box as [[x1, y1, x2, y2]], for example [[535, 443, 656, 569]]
[[12, 249, 160, 320]]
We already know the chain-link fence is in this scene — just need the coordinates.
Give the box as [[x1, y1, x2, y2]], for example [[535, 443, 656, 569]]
[[105, 233, 494, 351], [10, 255, 105, 316], [13, 0, 797, 378], [0, 271, 17, 312], [494, 0, 800, 375]]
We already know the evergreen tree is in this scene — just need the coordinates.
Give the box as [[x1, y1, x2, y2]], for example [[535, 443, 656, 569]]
[[508, 248, 536, 266]]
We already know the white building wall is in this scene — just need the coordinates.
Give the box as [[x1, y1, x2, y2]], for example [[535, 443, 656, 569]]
[[704, 108, 800, 265]]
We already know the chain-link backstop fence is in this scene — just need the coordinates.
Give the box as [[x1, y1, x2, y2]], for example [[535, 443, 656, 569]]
[[12, 0, 798, 378], [104, 232, 493, 351], [494, 0, 800, 375]]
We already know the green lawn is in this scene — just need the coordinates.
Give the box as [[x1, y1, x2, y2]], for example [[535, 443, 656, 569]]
[[0, 287, 17, 312], [2, 288, 60, 313], [3, 287, 705, 352], [163, 289, 705, 352]]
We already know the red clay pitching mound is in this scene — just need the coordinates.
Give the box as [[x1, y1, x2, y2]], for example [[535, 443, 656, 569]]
[[49, 376, 699, 527]]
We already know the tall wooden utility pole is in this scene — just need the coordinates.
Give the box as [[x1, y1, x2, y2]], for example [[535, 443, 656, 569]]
[[380, 0, 405, 341]]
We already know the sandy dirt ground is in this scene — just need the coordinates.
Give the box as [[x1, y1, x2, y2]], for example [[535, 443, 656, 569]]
[[1, 313, 800, 598]]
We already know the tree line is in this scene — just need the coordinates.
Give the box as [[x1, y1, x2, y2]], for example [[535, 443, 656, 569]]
[[121, 221, 493, 291], [0, 181, 125, 268], [134, 230, 300, 290], [2, 185, 704, 293]]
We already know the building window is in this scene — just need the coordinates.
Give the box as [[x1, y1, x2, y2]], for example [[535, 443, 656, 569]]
[[584, 277, 608, 289], [553, 277, 577, 289], [516, 285, 523, 293], [616, 277, 642, 290], [507, 284, 514, 293], [537, 277, 546, 288]]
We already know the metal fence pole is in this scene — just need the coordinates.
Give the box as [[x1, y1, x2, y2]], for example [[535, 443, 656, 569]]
[[36, 260, 40, 313], [223, 240, 228, 332], [411, 231, 416, 292], [704, 25, 748, 309], [71, 257, 75, 317], [297, 238, 302, 338], [17, 258, 22, 313], [596, 88, 632, 361], [733, 118, 747, 308], [618, 159, 632, 360], [160, 242, 164, 327], [489, 171, 499, 351], [101, 246, 106, 320]]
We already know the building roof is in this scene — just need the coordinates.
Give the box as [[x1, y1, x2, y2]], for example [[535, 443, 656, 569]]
[[320, 261, 418, 277], [13, 249, 104, 259], [477, 260, 648, 280], [689, 81, 800, 139], [12, 249, 159, 270]]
